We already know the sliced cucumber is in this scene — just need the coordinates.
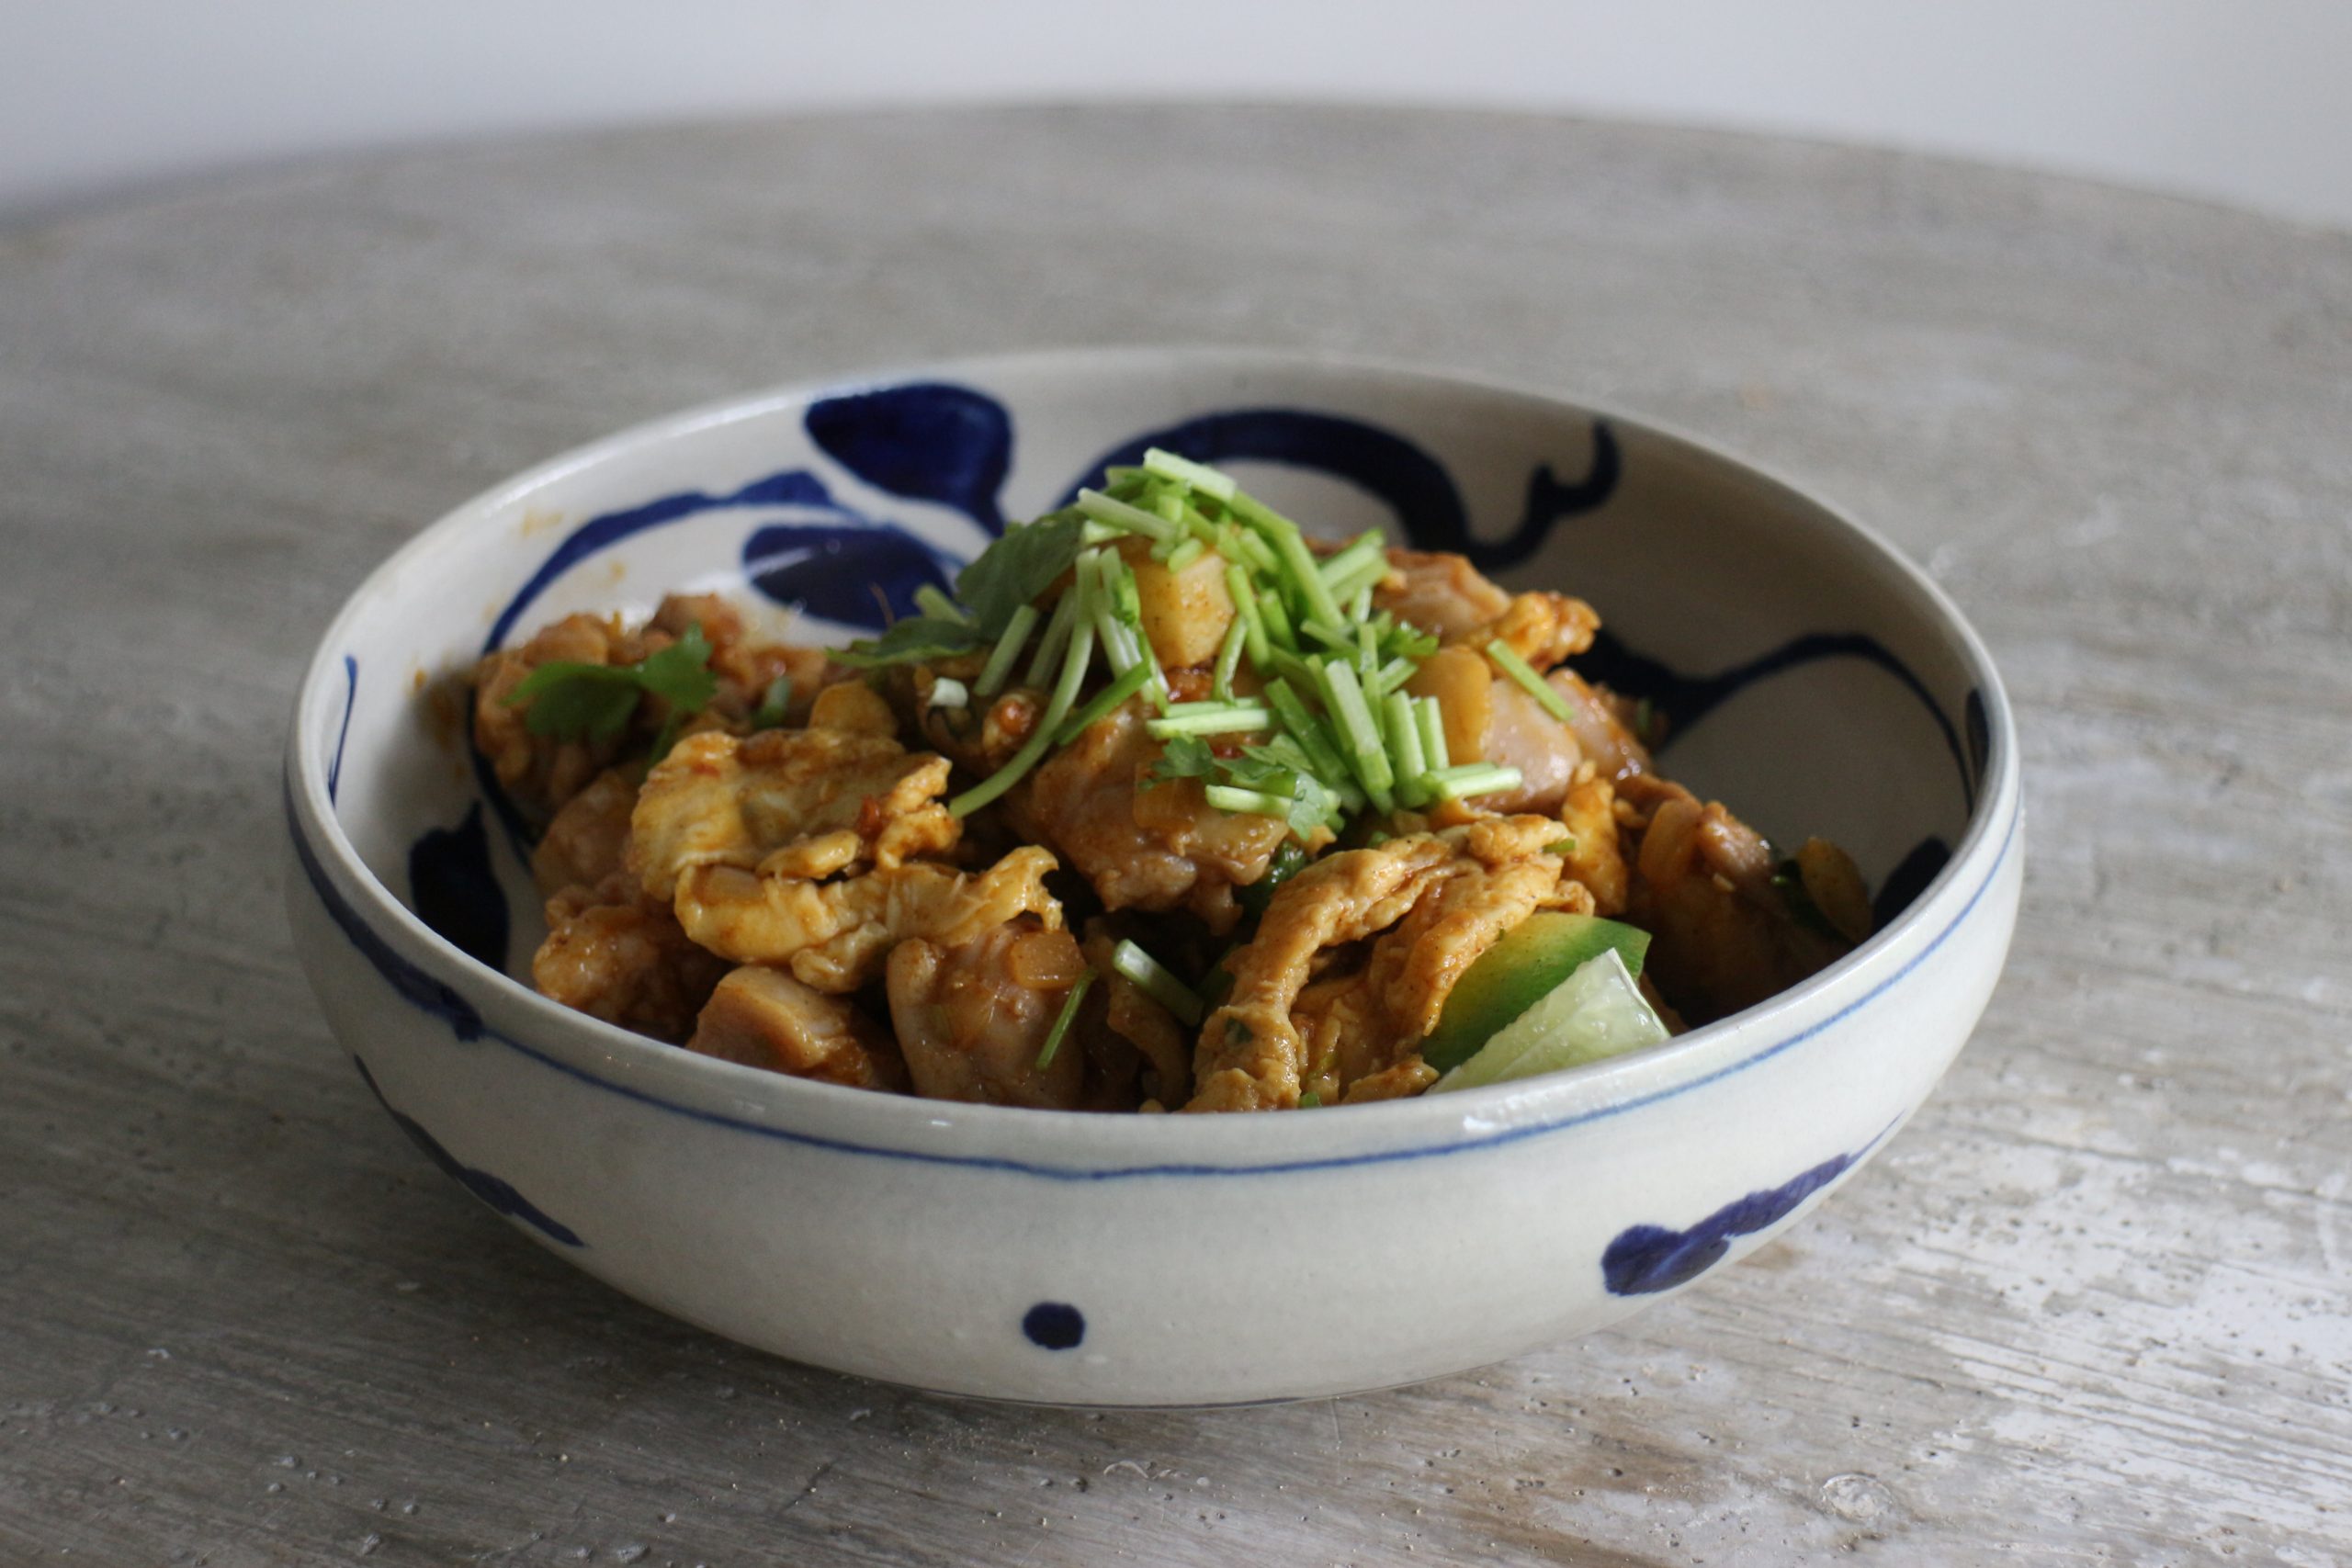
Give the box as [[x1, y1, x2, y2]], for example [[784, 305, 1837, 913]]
[[1429, 948, 1669, 1093], [1419, 912, 1650, 1073]]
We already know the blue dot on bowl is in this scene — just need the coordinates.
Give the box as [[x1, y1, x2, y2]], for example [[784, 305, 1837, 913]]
[[1023, 1302, 1085, 1350]]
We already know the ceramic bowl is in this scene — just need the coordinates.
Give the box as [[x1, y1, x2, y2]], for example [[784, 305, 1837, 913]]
[[284, 348, 2020, 1405]]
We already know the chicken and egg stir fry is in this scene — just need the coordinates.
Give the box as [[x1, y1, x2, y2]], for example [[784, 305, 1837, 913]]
[[472, 454, 1871, 1111]]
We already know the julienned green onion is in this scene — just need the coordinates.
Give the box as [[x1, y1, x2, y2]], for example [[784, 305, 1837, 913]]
[[1385, 690, 1429, 807], [1112, 939, 1205, 1027], [1416, 696, 1451, 771], [1257, 587, 1298, 650], [914, 585, 971, 625], [1264, 679, 1360, 806], [1148, 702, 1272, 739], [1226, 562, 1272, 669], [950, 615, 1096, 818], [1233, 492, 1347, 636], [1055, 659, 1156, 745], [1142, 446, 1237, 501], [1076, 487, 1176, 541], [1430, 762, 1525, 803], [1205, 784, 1294, 818], [1302, 620, 1352, 654], [919, 449, 1552, 833], [1212, 615, 1248, 702], [1316, 658, 1396, 809], [1023, 586, 1081, 688], [1317, 532, 1385, 592], [1487, 638, 1578, 726], [752, 673, 793, 729], [929, 677, 970, 711], [1226, 525, 1281, 577], [1034, 968, 1095, 1070], [973, 601, 1038, 698]]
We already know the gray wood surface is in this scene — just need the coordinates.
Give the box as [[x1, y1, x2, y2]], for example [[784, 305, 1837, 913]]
[[4, 106, 2347, 1566]]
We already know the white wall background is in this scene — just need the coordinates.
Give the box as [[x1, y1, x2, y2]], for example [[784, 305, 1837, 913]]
[[9, 0, 2350, 230]]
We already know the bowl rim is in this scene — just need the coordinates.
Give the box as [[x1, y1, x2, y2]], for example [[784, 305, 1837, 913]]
[[287, 344, 2021, 1174]]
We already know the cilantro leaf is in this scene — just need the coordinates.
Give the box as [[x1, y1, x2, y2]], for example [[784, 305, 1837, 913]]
[[956, 510, 1086, 637], [632, 624, 718, 711], [1148, 733, 1217, 788], [831, 614, 985, 670], [509, 665, 641, 741], [503, 622, 717, 744]]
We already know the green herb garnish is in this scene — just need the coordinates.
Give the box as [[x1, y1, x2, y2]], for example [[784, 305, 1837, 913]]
[[1486, 638, 1577, 726], [1034, 968, 1095, 1071], [752, 673, 793, 730], [829, 614, 983, 670], [1111, 939, 1205, 1028], [1237, 840, 1308, 921], [503, 622, 718, 744], [956, 511, 1087, 637]]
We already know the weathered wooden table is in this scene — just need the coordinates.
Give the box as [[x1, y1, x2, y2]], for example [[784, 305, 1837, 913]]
[[5, 107, 2347, 1564]]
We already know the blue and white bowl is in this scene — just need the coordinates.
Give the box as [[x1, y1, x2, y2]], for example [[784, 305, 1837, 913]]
[[285, 349, 2020, 1405]]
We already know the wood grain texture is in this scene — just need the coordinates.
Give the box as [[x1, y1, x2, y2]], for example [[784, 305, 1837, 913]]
[[2, 107, 2346, 1565]]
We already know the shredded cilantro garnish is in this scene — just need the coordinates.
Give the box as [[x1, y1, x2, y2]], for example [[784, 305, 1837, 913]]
[[830, 615, 982, 670], [849, 448, 1565, 831], [1112, 939, 1205, 1027], [954, 511, 1087, 636], [1237, 840, 1308, 920], [503, 622, 718, 744], [1034, 968, 1095, 1071], [752, 673, 793, 730], [1486, 638, 1578, 726]]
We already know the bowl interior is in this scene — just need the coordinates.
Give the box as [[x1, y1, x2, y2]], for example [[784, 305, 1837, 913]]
[[309, 353, 1990, 990]]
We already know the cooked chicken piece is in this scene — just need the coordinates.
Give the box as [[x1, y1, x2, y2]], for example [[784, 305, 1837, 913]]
[[1621, 776, 1855, 1022], [915, 681, 1042, 779], [1374, 549, 1597, 667], [886, 919, 1089, 1109], [1375, 549, 1511, 639], [1006, 699, 1291, 934], [533, 874, 729, 1043], [1406, 646, 1582, 816], [1408, 644, 1648, 820], [472, 612, 650, 819], [1553, 669, 1653, 784], [1116, 536, 1236, 668], [531, 767, 639, 897], [650, 592, 841, 729], [673, 846, 1062, 993], [807, 680, 899, 736], [476, 594, 837, 822], [628, 728, 956, 901], [687, 965, 909, 1091], [1188, 818, 1578, 1111]]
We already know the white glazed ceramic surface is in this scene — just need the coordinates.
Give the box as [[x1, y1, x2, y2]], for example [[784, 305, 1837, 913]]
[[284, 349, 2020, 1405]]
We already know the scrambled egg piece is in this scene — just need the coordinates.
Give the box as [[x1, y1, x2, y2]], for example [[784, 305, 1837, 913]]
[[1187, 817, 1586, 1111]]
